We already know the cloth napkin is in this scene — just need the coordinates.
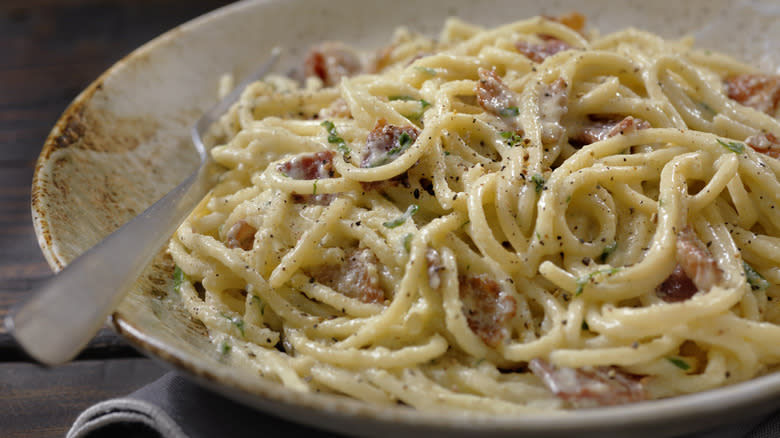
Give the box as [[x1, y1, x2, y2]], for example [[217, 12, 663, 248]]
[[67, 372, 780, 438], [67, 372, 343, 438]]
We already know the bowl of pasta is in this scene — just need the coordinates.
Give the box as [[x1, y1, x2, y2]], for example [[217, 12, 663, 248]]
[[31, 0, 780, 436]]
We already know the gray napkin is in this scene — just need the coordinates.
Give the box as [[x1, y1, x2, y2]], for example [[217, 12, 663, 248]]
[[67, 372, 779, 438], [67, 372, 343, 438]]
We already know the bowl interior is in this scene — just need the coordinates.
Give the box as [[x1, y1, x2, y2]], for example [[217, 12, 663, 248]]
[[31, 0, 780, 436]]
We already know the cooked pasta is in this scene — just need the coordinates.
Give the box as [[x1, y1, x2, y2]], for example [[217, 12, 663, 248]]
[[169, 14, 780, 412]]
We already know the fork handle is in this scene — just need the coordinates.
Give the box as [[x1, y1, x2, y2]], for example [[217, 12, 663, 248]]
[[8, 48, 281, 366], [6, 165, 210, 365]]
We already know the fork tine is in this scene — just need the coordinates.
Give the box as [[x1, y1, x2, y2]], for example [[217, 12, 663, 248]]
[[191, 47, 283, 160]]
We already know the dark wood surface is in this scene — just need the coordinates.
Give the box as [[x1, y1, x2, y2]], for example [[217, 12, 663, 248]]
[[0, 1, 234, 437]]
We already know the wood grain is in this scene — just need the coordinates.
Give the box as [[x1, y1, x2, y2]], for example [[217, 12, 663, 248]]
[[0, 0, 236, 350], [0, 1, 235, 435], [0, 359, 167, 438], [0, 168, 51, 343]]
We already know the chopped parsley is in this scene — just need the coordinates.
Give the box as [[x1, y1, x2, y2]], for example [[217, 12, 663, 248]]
[[403, 233, 414, 253], [389, 95, 431, 109], [498, 106, 520, 117], [666, 356, 691, 371], [717, 139, 745, 154], [312, 179, 318, 195], [232, 317, 245, 337], [372, 131, 415, 166], [383, 204, 419, 228], [500, 131, 523, 147], [599, 241, 618, 263], [321, 120, 350, 158], [219, 341, 232, 356], [697, 101, 717, 117], [221, 313, 246, 337], [575, 267, 621, 296], [531, 174, 545, 193], [565, 195, 572, 203], [173, 265, 188, 294], [744, 261, 770, 291], [337, 143, 351, 157], [398, 131, 414, 149], [407, 103, 431, 121], [414, 66, 437, 75], [251, 295, 266, 316], [391, 96, 431, 121], [405, 112, 423, 122], [574, 278, 586, 296]]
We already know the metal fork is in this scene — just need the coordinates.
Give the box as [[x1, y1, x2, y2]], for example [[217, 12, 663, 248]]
[[6, 48, 281, 366]]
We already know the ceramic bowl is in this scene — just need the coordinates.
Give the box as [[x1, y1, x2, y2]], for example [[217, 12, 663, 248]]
[[31, 0, 780, 436]]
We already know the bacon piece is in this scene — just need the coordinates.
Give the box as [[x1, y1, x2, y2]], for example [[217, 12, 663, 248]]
[[278, 151, 336, 205], [656, 264, 698, 303], [459, 274, 516, 347], [308, 248, 385, 304], [358, 123, 415, 188], [529, 358, 647, 408], [426, 248, 444, 289], [724, 74, 780, 115], [676, 226, 722, 292], [539, 78, 569, 144], [371, 42, 397, 73], [517, 12, 585, 63], [515, 36, 572, 63], [278, 150, 335, 180], [656, 227, 722, 302], [571, 115, 651, 145], [360, 119, 420, 168], [304, 41, 364, 87], [745, 132, 780, 159], [547, 11, 586, 34], [476, 68, 519, 118], [606, 115, 651, 137], [225, 220, 257, 251]]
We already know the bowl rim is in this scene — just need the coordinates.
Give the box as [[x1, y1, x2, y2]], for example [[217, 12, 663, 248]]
[[112, 309, 780, 435], [31, 0, 780, 435]]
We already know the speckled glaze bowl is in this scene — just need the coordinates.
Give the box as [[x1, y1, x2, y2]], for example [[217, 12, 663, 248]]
[[31, 0, 780, 436]]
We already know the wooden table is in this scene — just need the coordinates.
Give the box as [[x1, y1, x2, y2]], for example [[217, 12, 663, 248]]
[[0, 1, 234, 436]]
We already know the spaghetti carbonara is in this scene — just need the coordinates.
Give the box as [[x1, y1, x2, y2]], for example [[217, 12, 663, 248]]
[[169, 14, 780, 412]]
